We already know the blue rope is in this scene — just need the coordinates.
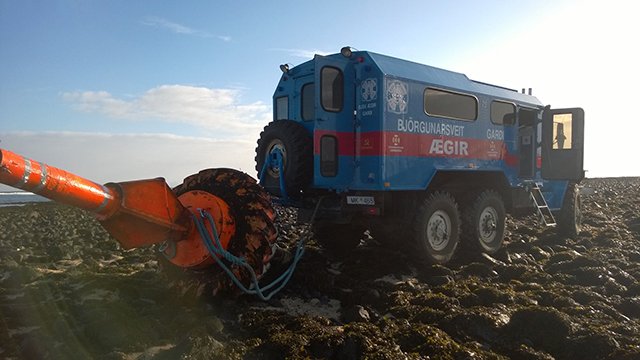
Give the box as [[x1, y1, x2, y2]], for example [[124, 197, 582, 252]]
[[259, 148, 290, 202], [189, 208, 306, 301], [159, 241, 177, 259]]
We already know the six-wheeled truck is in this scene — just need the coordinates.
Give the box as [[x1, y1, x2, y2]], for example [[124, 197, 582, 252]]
[[0, 46, 585, 301], [256, 47, 585, 264]]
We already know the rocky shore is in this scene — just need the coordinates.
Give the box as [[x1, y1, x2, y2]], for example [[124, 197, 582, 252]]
[[1, 177, 639, 359]]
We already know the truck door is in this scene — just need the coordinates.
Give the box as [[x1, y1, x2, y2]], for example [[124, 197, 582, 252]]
[[313, 55, 356, 189], [517, 108, 537, 179], [541, 107, 585, 181]]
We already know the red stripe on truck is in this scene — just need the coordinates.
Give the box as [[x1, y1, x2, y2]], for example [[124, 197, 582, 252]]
[[315, 130, 518, 167]]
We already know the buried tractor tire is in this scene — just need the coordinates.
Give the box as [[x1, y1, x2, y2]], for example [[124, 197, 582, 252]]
[[156, 168, 277, 299]]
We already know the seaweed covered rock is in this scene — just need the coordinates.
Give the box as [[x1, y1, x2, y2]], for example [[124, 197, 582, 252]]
[[1, 177, 640, 359]]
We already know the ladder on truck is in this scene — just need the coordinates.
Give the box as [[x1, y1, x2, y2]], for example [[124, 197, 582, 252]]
[[524, 182, 556, 226]]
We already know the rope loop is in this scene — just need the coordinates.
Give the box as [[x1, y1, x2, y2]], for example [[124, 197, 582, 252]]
[[158, 241, 176, 259], [188, 208, 306, 301]]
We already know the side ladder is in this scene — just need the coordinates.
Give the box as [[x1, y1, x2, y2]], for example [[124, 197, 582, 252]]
[[525, 182, 556, 226]]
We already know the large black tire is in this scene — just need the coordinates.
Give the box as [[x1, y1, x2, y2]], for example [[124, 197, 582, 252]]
[[412, 192, 461, 264], [461, 190, 506, 254], [555, 182, 582, 239], [255, 120, 313, 197], [157, 168, 277, 299]]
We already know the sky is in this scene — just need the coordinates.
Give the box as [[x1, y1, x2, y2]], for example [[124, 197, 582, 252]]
[[1, 0, 638, 193]]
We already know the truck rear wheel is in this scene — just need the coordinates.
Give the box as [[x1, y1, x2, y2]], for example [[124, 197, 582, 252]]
[[255, 120, 313, 197], [555, 182, 582, 239], [462, 190, 506, 254], [413, 192, 460, 264]]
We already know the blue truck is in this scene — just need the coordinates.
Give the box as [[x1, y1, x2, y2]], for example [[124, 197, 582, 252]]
[[256, 47, 584, 264]]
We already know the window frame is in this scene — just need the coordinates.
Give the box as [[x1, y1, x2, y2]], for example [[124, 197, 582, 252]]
[[423, 87, 478, 122], [320, 66, 344, 113], [275, 96, 289, 120], [490, 100, 516, 126], [320, 135, 339, 177]]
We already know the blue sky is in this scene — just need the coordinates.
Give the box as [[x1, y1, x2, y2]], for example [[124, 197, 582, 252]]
[[1, 0, 638, 192]]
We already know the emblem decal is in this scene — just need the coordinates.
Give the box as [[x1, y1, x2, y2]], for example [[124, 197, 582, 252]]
[[386, 80, 408, 114], [361, 78, 377, 102]]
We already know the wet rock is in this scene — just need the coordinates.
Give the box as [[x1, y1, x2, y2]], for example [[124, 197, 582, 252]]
[[492, 246, 511, 263], [396, 323, 461, 356], [1, 257, 19, 269], [506, 306, 573, 355], [459, 262, 498, 278], [418, 264, 454, 278], [497, 264, 529, 282], [3, 266, 42, 287], [529, 246, 551, 261], [627, 251, 640, 263], [18, 331, 57, 359], [565, 331, 620, 359], [429, 275, 454, 286], [626, 217, 640, 232], [345, 305, 370, 323], [204, 315, 225, 333], [478, 252, 506, 267], [366, 289, 381, 304], [616, 297, 640, 319]]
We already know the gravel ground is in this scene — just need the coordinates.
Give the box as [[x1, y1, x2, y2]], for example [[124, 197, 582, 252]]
[[1, 177, 639, 359]]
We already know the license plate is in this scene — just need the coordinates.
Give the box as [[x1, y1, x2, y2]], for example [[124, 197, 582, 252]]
[[347, 196, 375, 205]]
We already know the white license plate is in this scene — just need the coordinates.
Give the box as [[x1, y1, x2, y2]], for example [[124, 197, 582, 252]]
[[347, 196, 375, 205]]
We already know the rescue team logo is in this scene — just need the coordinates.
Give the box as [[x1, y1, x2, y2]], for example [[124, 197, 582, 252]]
[[386, 80, 408, 114], [389, 134, 404, 153], [487, 141, 499, 158], [361, 78, 377, 102]]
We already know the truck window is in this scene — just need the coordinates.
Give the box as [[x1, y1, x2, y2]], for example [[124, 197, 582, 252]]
[[276, 96, 288, 120], [301, 82, 315, 121], [491, 100, 516, 125], [424, 87, 477, 121], [320, 135, 338, 177], [552, 113, 573, 149], [321, 67, 344, 113]]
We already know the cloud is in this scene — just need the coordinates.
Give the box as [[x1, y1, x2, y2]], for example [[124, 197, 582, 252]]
[[0, 131, 261, 192], [141, 16, 231, 41], [62, 85, 271, 135]]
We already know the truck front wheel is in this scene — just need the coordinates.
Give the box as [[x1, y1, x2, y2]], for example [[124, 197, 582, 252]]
[[462, 190, 506, 254], [413, 192, 461, 264]]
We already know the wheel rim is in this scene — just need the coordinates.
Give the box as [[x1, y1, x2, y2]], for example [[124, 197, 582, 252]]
[[478, 206, 498, 245], [427, 210, 451, 251], [265, 139, 286, 178]]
